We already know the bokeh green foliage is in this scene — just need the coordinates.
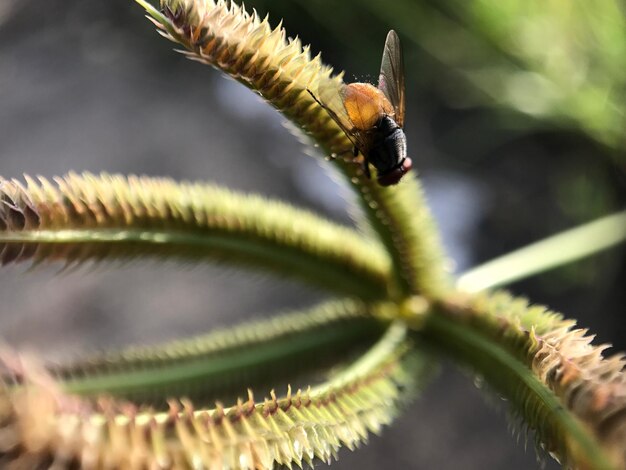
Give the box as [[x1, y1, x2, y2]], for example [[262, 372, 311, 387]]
[[255, 0, 626, 156]]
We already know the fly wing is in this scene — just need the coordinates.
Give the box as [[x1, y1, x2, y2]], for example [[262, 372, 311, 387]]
[[312, 78, 369, 153], [378, 30, 405, 127], [315, 78, 355, 135]]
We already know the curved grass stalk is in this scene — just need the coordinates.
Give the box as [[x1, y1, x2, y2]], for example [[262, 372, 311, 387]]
[[49, 299, 387, 404], [0, 173, 392, 300], [457, 211, 626, 292], [134, 0, 451, 300], [426, 291, 626, 468], [0, 323, 425, 469]]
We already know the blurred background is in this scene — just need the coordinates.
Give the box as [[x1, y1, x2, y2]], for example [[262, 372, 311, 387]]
[[0, 0, 624, 468]]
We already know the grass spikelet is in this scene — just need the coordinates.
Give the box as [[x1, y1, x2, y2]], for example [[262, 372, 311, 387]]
[[0, 173, 392, 299], [531, 328, 626, 467], [0, 323, 420, 469]]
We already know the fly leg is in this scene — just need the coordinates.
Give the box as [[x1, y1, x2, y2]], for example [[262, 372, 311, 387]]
[[362, 158, 371, 179]]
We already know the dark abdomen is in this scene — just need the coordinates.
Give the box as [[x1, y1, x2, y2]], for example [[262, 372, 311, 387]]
[[368, 116, 407, 173]]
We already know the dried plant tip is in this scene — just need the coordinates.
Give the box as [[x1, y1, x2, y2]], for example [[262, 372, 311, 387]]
[[148, 0, 350, 156]]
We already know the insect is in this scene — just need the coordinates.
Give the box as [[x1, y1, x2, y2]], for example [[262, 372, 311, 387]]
[[310, 30, 412, 186]]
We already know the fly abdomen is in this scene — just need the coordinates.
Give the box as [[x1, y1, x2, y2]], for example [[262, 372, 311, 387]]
[[377, 115, 400, 136], [384, 127, 407, 163]]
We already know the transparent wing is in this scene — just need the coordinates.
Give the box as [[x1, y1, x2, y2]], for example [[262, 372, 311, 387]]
[[311, 79, 369, 153], [315, 78, 355, 135], [378, 30, 405, 127]]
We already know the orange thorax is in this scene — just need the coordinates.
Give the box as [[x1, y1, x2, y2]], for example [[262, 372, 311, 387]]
[[341, 83, 394, 131]]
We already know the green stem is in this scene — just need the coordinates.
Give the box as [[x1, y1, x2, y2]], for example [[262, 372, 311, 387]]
[[335, 156, 452, 301], [310, 321, 413, 394], [457, 211, 626, 292], [0, 229, 386, 299], [52, 300, 386, 402]]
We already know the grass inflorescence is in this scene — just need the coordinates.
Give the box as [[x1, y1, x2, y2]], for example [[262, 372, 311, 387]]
[[0, 323, 420, 469]]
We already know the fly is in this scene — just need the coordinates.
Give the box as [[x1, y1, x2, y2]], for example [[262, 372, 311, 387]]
[[310, 30, 412, 186]]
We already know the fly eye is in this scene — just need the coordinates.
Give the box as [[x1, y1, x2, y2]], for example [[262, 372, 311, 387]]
[[401, 157, 413, 173], [376, 158, 412, 186]]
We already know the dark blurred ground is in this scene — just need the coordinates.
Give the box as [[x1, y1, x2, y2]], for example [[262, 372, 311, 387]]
[[0, 1, 624, 469]]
